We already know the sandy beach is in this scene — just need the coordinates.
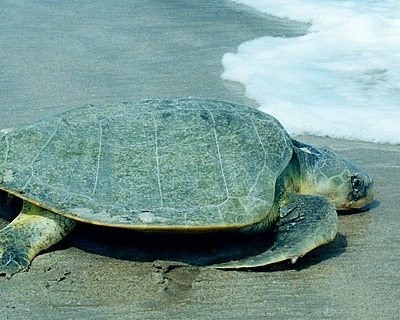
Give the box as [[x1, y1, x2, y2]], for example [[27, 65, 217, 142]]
[[1, 1, 399, 319]]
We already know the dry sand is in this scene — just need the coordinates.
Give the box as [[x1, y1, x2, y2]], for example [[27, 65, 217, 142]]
[[1, 1, 399, 319]]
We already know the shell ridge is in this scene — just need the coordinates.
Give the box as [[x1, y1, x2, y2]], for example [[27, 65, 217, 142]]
[[237, 198, 250, 216], [91, 120, 104, 196], [22, 119, 61, 190], [206, 109, 230, 200], [151, 112, 164, 208], [1, 135, 10, 169], [245, 114, 270, 196]]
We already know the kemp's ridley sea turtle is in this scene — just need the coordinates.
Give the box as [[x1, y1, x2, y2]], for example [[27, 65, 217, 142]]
[[0, 99, 374, 277]]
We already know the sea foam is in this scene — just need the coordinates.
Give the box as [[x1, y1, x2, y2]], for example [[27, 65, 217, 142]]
[[223, 0, 400, 144]]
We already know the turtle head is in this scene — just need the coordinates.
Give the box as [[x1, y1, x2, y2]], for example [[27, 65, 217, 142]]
[[292, 140, 374, 210]]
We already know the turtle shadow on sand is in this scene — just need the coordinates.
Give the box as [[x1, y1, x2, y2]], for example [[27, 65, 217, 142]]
[[54, 224, 348, 272], [1, 192, 348, 272], [0, 186, 359, 273]]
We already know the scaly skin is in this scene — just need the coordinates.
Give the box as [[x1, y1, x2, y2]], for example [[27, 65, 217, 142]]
[[0, 201, 75, 278]]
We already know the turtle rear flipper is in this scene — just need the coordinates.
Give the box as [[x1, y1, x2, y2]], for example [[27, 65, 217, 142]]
[[213, 194, 338, 269], [0, 201, 75, 278]]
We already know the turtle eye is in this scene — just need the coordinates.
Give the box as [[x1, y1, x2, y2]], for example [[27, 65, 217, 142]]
[[351, 175, 364, 192]]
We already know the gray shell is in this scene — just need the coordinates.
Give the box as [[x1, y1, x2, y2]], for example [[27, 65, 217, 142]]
[[0, 99, 293, 229]]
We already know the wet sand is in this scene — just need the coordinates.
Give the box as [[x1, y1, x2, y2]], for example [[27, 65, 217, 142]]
[[1, 1, 399, 319]]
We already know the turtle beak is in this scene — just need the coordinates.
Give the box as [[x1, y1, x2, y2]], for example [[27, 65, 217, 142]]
[[358, 178, 374, 207], [350, 186, 374, 209]]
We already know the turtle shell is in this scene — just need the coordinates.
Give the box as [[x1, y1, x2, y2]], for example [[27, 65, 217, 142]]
[[0, 99, 292, 230]]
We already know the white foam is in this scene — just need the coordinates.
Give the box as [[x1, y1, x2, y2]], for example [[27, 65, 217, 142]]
[[223, 0, 400, 144]]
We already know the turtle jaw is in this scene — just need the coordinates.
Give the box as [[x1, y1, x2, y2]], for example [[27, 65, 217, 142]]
[[337, 179, 374, 211], [337, 190, 374, 211]]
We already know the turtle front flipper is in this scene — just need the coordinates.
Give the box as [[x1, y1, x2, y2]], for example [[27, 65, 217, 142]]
[[0, 201, 76, 278], [213, 194, 338, 269]]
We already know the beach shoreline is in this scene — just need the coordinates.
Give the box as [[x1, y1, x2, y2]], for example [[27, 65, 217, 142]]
[[0, 1, 399, 319]]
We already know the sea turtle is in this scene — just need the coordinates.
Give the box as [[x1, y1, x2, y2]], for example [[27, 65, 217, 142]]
[[0, 98, 373, 277]]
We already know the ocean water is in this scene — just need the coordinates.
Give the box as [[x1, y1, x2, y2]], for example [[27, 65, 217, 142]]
[[222, 0, 400, 144]]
